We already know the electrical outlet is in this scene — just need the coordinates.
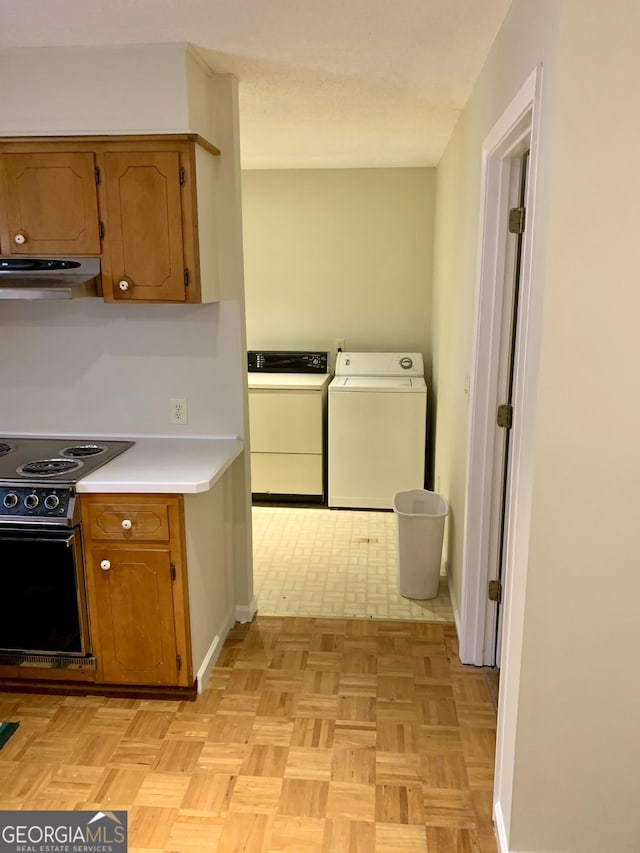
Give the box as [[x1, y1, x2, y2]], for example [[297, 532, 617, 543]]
[[334, 338, 345, 353], [170, 398, 188, 425]]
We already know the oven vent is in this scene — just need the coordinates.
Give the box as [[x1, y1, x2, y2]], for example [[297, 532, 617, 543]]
[[0, 652, 97, 670], [0, 257, 101, 300]]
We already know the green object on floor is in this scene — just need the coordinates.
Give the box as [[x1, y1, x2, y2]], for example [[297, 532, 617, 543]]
[[0, 722, 19, 750]]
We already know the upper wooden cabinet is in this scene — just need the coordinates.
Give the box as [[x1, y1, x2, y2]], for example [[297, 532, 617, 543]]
[[0, 135, 221, 304], [101, 148, 194, 303], [1, 151, 101, 255]]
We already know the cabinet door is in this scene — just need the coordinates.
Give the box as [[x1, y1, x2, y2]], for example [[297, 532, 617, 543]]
[[88, 546, 181, 685], [102, 151, 187, 302], [2, 152, 100, 254]]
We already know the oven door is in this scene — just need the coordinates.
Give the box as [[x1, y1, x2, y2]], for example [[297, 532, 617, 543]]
[[0, 526, 90, 656]]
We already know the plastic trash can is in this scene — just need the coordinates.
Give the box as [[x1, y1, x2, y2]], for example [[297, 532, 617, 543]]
[[393, 488, 448, 599]]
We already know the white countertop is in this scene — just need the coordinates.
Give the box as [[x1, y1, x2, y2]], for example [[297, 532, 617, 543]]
[[76, 437, 243, 494], [247, 372, 332, 391]]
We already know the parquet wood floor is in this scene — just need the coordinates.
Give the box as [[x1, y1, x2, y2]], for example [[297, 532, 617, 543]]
[[0, 617, 497, 852]]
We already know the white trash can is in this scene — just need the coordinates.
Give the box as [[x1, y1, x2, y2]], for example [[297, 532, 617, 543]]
[[393, 488, 448, 600]]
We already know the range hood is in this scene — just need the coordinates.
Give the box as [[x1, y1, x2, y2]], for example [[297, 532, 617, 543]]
[[0, 257, 101, 300]]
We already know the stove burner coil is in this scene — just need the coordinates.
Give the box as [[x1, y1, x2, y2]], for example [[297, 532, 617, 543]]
[[61, 444, 107, 458], [17, 458, 83, 477], [0, 443, 12, 455]]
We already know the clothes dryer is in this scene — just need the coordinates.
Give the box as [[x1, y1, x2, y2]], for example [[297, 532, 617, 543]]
[[328, 352, 427, 509]]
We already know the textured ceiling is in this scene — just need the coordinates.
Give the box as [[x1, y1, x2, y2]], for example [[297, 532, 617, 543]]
[[0, 0, 511, 168]]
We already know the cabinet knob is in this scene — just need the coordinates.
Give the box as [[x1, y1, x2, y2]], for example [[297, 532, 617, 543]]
[[100, 559, 111, 571], [121, 519, 133, 530], [118, 280, 130, 291], [14, 233, 27, 245]]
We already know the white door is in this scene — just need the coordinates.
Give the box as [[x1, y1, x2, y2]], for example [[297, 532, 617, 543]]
[[491, 150, 530, 667], [458, 68, 543, 671]]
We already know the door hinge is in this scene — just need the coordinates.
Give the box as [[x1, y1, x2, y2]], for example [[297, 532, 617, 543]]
[[176, 653, 182, 670], [184, 268, 189, 287], [179, 166, 186, 186], [95, 166, 101, 185], [98, 221, 104, 240], [170, 562, 176, 581], [508, 206, 526, 234], [497, 403, 513, 429], [488, 579, 502, 603]]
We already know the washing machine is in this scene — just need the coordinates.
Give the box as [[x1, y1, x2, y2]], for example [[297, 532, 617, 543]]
[[328, 352, 427, 509]]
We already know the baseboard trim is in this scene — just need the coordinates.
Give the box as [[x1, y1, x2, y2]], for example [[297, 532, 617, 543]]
[[195, 610, 236, 693], [494, 800, 509, 852], [235, 595, 258, 624], [195, 635, 224, 693], [0, 677, 197, 701], [447, 568, 462, 639]]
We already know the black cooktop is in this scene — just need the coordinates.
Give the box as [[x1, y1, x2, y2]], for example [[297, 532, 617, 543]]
[[0, 437, 134, 485]]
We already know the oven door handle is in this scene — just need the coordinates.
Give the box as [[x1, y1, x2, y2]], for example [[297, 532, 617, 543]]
[[0, 530, 77, 546]]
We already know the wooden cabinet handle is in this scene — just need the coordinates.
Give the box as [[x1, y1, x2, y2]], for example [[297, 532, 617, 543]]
[[121, 519, 132, 530], [118, 280, 130, 291], [14, 233, 27, 245], [100, 560, 111, 571]]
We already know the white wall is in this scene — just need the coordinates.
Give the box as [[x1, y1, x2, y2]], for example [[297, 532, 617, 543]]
[[242, 168, 435, 371], [432, 0, 640, 850], [0, 43, 209, 137], [431, 0, 558, 617], [0, 300, 244, 438], [509, 3, 640, 850]]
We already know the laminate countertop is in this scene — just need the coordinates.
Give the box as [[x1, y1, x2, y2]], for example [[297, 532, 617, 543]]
[[75, 437, 243, 494]]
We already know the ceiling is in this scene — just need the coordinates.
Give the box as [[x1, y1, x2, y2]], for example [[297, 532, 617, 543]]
[[0, 0, 511, 169]]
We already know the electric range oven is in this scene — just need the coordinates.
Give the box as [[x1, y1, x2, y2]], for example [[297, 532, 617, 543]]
[[0, 437, 133, 670]]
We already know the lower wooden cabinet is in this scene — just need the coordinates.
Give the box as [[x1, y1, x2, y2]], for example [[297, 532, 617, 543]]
[[80, 494, 192, 687]]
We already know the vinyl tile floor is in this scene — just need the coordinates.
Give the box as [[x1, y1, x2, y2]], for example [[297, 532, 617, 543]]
[[0, 616, 498, 853], [252, 506, 454, 622]]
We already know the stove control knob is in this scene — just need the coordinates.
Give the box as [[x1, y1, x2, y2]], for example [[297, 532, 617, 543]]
[[100, 560, 111, 571], [14, 233, 27, 245], [121, 519, 133, 530], [399, 357, 414, 370], [44, 494, 60, 510], [24, 493, 39, 509], [118, 280, 130, 291], [3, 493, 19, 509]]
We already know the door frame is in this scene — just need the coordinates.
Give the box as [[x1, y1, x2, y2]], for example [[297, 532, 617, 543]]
[[459, 65, 544, 654], [457, 65, 544, 848]]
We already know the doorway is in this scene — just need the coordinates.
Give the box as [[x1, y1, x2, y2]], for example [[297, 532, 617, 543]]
[[458, 67, 542, 671], [455, 66, 544, 848]]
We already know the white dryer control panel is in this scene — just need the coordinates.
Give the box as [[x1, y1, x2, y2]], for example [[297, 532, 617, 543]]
[[335, 351, 424, 377]]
